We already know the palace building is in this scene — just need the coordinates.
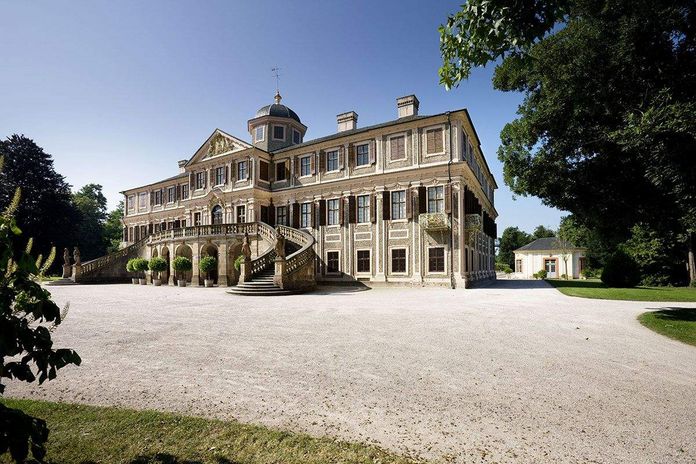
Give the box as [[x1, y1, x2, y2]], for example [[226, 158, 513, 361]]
[[102, 93, 497, 292]]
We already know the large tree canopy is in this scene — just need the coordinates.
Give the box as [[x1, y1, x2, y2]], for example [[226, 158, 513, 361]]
[[440, 0, 696, 284], [73, 183, 108, 261]]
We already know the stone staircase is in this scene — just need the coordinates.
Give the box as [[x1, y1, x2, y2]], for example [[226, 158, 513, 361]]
[[227, 267, 301, 296]]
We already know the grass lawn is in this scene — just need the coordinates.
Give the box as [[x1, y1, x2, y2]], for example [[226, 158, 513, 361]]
[[547, 279, 696, 302], [639, 308, 696, 347], [0, 398, 425, 464]]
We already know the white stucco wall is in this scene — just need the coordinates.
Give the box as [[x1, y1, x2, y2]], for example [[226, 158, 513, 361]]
[[513, 251, 586, 279]]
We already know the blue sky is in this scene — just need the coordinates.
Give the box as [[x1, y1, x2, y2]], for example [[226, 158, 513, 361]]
[[0, 0, 563, 234]]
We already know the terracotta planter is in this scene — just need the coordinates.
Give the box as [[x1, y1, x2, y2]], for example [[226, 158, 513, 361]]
[[177, 280, 187, 287], [132, 278, 139, 284], [153, 279, 161, 286], [204, 279, 214, 288], [139, 278, 147, 285]]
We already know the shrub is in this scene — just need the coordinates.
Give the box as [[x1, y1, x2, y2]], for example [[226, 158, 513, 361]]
[[560, 273, 568, 280], [131, 258, 149, 276], [233, 254, 245, 272], [601, 249, 641, 288], [172, 256, 192, 280], [199, 256, 217, 280], [126, 258, 136, 274], [537, 269, 548, 279], [532, 272, 539, 279], [148, 257, 167, 279], [580, 267, 601, 279], [504, 267, 513, 275]]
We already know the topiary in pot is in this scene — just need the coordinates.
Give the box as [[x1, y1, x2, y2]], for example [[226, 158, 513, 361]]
[[172, 256, 192, 287], [148, 257, 168, 286], [199, 256, 217, 287], [126, 258, 138, 284], [233, 254, 245, 272], [132, 258, 149, 285], [601, 249, 641, 288]]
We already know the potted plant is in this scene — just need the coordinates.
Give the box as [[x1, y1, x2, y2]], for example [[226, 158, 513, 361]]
[[172, 256, 192, 287], [132, 258, 149, 285], [126, 258, 138, 284], [149, 257, 168, 286], [199, 256, 217, 287]]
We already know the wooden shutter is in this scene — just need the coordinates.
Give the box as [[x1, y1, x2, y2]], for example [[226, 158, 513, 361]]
[[230, 163, 236, 183], [444, 184, 452, 214], [291, 202, 300, 228], [311, 202, 317, 228], [348, 196, 356, 224], [150, 192, 154, 206], [369, 140, 376, 165], [268, 202, 275, 226], [176, 185, 180, 200], [260, 206, 269, 224], [310, 153, 316, 175], [348, 144, 355, 169], [383, 190, 391, 220], [318, 199, 326, 226], [224, 165, 229, 184], [417, 186, 427, 214], [406, 188, 413, 219], [339, 146, 345, 170], [319, 150, 325, 172], [269, 162, 275, 182], [260, 161, 269, 181], [370, 194, 376, 223], [148, 224, 153, 234], [339, 197, 345, 225], [209, 169, 214, 185], [295, 157, 301, 177], [203, 171, 207, 188]]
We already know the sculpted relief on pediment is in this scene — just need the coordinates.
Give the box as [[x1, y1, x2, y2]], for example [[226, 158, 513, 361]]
[[207, 133, 236, 157]]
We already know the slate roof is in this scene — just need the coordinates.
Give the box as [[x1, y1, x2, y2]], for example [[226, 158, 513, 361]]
[[255, 103, 302, 123], [514, 237, 584, 252]]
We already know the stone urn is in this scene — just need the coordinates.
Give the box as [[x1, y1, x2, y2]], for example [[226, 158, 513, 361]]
[[204, 279, 214, 288], [139, 278, 147, 285], [132, 278, 139, 285], [177, 279, 187, 287], [152, 279, 162, 286]]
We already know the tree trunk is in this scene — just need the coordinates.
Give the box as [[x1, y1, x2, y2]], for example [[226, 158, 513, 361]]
[[689, 232, 696, 286]]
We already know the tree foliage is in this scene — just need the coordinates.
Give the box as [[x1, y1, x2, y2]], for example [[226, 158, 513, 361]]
[[72, 184, 108, 261], [440, 0, 696, 285], [497, 226, 532, 268], [0, 157, 81, 461], [104, 201, 124, 254]]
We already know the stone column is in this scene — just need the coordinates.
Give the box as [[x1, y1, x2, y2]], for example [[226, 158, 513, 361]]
[[218, 242, 229, 286], [239, 257, 251, 283], [191, 243, 200, 286], [374, 189, 387, 282]]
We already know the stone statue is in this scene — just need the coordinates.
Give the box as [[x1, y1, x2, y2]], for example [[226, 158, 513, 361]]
[[274, 230, 286, 259], [73, 247, 81, 266], [241, 232, 251, 261], [62, 248, 71, 278]]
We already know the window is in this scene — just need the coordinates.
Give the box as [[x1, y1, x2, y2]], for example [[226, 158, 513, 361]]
[[237, 161, 248, 180], [154, 190, 162, 205], [391, 191, 406, 220], [356, 144, 369, 166], [389, 135, 405, 160], [515, 259, 523, 273], [357, 195, 370, 223], [215, 166, 225, 185], [128, 195, 135, 211], [168, 186, 176, 203], [429, 247, 445, 273], [356, 250, 371, 273], [255, 125, 265, 142], [326, 150, 339, 171], [276, 206, 287, 226], [293, 129, 301, 144], [194, 212, 202, 226], [139, 192, 147, 209], [195, 172, 205, 189], [276, 161, 286, 181], [181, 219, 186, 228], [428, 186, 444, 213], [426, 128, 444, 154], [391, 249, 407, 273], [181, 184, 189, 200], [327, 251, 339, 273], [300, 202, 312, 228], [236, 205, 246, 223], [300, 156, 311, 177], [327, 199, 339, 225], [211, 205, 223, 225], [273, 125, 285, 140]]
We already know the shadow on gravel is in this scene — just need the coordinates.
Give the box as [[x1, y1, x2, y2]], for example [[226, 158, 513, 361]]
[[477, 279, 551, 290], [313, 283, 372, 294]]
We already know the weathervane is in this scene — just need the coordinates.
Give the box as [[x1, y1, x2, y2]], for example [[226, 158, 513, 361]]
[[271, 66, 281, 93]]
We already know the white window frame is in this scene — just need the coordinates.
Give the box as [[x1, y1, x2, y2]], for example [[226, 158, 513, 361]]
[[255, 125, 265, 142], [272, 124, 286, 141], [300, 202, 312, 228], [236, 205, 246, 223], [389, 247, 408, 275], [427, 246, 447, 275], [357, 194, 370, 223], [326, 250, 341, 275], [327, 198, 340, 226], [195, 172, 205, 190], [427, 186, 444, 213], [237, 160, 248, 180], [355, 248, 371, 274], [299, 156, 312, 177], [292, 128, 301, 144], [276, 205, 288, 226], [326, 150, 339, 172], [214, 166, 225, 186], [138, 192, 148, 210], [181, 184, 189, 200], [355, 143, 370, 167], [275, 159, 288, 181], [391, 190, 406, 221], [168, 186, 176, 204], [387, 132, 407, 163], [128, 195, 135, 211], [424, 124, 446, 156]]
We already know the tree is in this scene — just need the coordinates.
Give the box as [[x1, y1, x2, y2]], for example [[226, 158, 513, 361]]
[[497, 226, 532, 268], [440, 0, 696, 285], [532, 225, 555, 240], [0, 135, 80, 272], [0, 157, 81, 461], [104, 202, 124, 253], [72, 184, 108, 261]]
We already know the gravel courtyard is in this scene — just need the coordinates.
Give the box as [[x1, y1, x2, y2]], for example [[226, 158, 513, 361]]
[[7, 281, 696, 463]]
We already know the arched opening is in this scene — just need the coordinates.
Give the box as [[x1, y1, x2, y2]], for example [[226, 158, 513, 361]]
[[228, 242, 242, 285], [161, 246, 170, 284], [200, 243, 219, 284], [211, 205, 224, 225], [175, 244, 193, 283]]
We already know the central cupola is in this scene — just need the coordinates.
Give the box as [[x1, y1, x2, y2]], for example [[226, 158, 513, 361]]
[[248, 91, 307, 152]]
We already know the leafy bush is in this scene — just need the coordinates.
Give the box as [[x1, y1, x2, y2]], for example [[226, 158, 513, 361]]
[[172, 256, 192, 273], [601, 249, 641, 288], [199, 256, 217, 280], [131, 258, 149, 276], [0, 157, 81, 461], [126, 258, 136, 273], [233, 254, 245, 272], [148, 257, 167, 279], [504, 267, 513, 275], [537, 269, 548, 279], [560, 273, 568, 280], [580, 267, 601, 279]]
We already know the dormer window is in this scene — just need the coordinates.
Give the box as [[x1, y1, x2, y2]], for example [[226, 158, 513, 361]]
[[293, 129, 301, 144], [255, 126, 265, 142], [273, 125, 285, 141]]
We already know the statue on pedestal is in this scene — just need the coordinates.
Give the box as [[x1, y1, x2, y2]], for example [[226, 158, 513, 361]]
[[62, 248, 71, 278], [241, 232, 251, 261], [274, 230, 286, 260], [73, 247, 81, 266]]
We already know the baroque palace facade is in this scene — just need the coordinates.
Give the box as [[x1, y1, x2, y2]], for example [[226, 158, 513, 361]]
[[118, 93, 497, 289]]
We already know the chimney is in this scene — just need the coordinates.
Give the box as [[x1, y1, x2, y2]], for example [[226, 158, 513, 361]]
[[397, 95, 419, 118], [178, 159, 187, 173], [337, 111, 358, 132]]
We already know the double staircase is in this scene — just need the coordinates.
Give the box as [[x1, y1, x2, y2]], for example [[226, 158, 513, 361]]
[[227, 266, 300, 296]]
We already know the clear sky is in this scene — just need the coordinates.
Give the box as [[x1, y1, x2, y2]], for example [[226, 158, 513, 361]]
[[0, 0, 563, 234]]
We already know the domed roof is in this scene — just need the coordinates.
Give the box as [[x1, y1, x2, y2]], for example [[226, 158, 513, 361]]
[[255, 91, 301, 124]]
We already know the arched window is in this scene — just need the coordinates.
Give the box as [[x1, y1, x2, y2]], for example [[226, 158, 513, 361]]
[[211, 205, 223, 225]]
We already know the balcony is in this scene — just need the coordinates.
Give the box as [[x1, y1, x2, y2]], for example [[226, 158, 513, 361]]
[[418, 212, 450, 231]]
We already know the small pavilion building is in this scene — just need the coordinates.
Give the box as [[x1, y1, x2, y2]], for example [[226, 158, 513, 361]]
[[513, 237, 587, 279]]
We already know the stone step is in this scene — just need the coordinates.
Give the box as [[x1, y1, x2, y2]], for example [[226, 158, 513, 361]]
[[227, 288, 299, 296]]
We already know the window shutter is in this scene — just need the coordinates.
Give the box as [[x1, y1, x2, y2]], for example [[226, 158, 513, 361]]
[[224, 165, 229, 184], [269, 162, 275, 182], [209, 169, 214, 185], [369, 140, 376, 164], [426, 129, 435, 154], [348, 144, 355, 169], [319, 199, 326, 226], [383, 190, 391, 220], [148, 224, 153, 234], [150, 192, 154, 206], [348, 196, 356, 224], [284, 159, 290, 177], [339, 146, 345, 170], [406, 188, 413, 219], [339, 197, 345, 225], [268, 202, 275, 226], [311, 202, 317, 228], [417, 186, 427, 214], [310, 153, 316, 175], [436, 129, 444, 153], [247, 159, 253, 180], [319, 150, 325, 172], [291, 202, 300, 228], [444, 184, 452, 214], [176, 185, 180, 200], [370, 194, 376, 223], [295, 157, 301, 177], [189, 173, 194, 189]]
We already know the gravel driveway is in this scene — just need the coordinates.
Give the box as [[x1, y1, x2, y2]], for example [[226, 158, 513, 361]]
[[7, 281, 696, 463]]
